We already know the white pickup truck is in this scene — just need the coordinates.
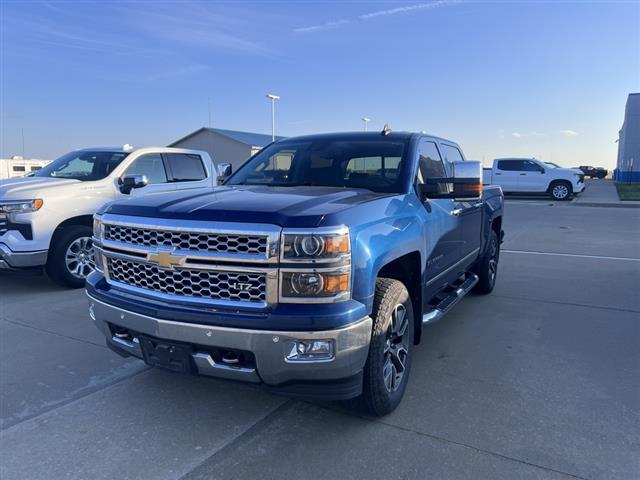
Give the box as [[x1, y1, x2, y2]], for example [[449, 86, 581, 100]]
[[0, 145, 217, 287], [483, 158, 585, 201]]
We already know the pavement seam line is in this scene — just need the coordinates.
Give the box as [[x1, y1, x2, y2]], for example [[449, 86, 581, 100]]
[[318, 404, 590, 480], [0, 365, 150, 432], [491, 294, 640, 314], [177, 399, 295, 480], [0, 316, 107, 349], [502, 249, 640, 262]]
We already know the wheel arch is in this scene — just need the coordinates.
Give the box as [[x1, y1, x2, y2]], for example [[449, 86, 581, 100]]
[[547, 178, 572, 192], [376, 250, 423, 345], [50, 215, 94, 248]]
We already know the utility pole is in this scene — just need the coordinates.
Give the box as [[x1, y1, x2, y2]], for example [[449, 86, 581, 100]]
[[266, 94, 280, 141], [361, 117, 370, 131], [21, 128, 25, 158], [208, 97, 212, 128]]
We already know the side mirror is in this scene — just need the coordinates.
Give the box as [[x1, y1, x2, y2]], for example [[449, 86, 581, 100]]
[[540, 168, 546, 174], [418, 161, 482, 201], [217, 163, 232, 185], [119, 174, 148, 194]]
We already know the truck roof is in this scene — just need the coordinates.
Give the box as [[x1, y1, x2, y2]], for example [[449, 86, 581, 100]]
[[275, 131, 459, 146]]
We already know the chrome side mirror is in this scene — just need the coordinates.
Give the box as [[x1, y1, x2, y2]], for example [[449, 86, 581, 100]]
[[217, 163, 232, 185], [418, 161, 482, 201], [119, 174, 148, 194], [451, 160, 482, 200]]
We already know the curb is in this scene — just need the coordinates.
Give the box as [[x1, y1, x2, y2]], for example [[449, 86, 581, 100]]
[[571, 202, 640, 209]]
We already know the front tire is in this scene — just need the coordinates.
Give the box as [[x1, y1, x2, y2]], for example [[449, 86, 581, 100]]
[[46, 225, 96, 288], [358, 278, 414, 416], [549, 181, 572, 201]]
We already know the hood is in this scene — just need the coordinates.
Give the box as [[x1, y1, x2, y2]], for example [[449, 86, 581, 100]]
[[565, 168, 584, 175], [102, 185, 390, 228], [0, 176, 81, 200]]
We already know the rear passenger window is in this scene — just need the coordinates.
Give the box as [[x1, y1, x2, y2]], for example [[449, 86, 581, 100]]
[[441, 144, 464, 163], [166, 154, 206, 182]]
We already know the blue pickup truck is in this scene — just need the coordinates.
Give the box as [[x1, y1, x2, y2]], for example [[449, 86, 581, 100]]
[[87, 131, 504, 415]]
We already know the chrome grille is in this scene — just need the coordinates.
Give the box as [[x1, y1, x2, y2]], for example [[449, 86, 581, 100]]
[[107, 257, 266, 303], [105, 225, 268, 256], [0, 217, 6, 235]]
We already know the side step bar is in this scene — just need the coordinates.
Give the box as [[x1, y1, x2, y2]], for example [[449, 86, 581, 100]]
[[422, 273, 479, 325]]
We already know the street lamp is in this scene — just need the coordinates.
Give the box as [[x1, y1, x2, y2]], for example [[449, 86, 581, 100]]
[[361, 117, 371, 131], [266, 94, 280, 141]]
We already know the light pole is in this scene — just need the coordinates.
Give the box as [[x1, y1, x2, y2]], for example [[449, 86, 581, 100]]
[[361, 117, 370, 131], [266, 94, 280, 141]]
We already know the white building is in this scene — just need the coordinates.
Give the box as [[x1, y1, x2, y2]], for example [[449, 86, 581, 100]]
[[169, 128, 285, 174], [615, 93, 640, 183], [0, 156, 51, 179]]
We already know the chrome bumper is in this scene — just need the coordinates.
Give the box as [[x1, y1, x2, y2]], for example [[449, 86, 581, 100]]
[[86, 294, 372, 385], [0, 243, 48, 270]]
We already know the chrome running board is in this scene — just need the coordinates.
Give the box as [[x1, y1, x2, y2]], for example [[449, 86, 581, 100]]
[[422, 273, 479, 325]]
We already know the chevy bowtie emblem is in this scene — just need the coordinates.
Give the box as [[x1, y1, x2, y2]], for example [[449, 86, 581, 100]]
[[146, 248, 186, 270]]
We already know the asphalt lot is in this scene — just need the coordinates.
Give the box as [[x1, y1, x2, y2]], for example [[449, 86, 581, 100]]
[[1, 190, 639, 479]]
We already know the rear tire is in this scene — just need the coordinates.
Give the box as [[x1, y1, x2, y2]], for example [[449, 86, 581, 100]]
[[473, 229, 500, 294], [46, 225, 95, 288], [358, 278, 414, 416], [549, 181, 572, 201]]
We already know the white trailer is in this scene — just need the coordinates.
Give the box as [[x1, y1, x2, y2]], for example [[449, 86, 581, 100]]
[[0, 156, 51, 179]]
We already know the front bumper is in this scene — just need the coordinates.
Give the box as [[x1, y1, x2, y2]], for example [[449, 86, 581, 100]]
[[574, 181, 586, 193], [87, 293, 372, 392], [0, 243, 48, 270]]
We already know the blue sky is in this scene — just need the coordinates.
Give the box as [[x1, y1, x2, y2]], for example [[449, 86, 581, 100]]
[[1, 0, 638, 168]]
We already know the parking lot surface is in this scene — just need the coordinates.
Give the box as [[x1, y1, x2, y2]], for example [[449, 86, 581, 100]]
[[1, 195, 639, 479]]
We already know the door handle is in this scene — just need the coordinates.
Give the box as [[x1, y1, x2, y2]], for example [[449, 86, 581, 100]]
[[519, 173, 527, 175], [495, 172, 502, 175], [451, 208, 463, 216]]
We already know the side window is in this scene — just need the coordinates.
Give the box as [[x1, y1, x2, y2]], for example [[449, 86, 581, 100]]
[[126, 153, 168, 184], [166, 153, 207, 182], [497, 160, 525, 171], [522, 160, 542, 172], [417, 140, 448, 194], [441, 144, 464, 163], [12, 166, 26, 172]]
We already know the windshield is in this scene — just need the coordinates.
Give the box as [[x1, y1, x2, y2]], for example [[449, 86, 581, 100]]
[[226, 139, 407, 193], [34, 150, 129, 181]]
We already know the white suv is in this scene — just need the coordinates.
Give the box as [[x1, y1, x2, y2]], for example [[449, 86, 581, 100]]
[[0, 145, 217, 287]]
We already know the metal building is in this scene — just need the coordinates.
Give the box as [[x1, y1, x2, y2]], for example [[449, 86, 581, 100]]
[[615, 93, 640, 183], [168, 128, 285, 174]]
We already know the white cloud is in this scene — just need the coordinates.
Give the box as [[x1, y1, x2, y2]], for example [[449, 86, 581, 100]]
[[511, 131, 546, 138], [294, 19, 350, 34], [294, 0, 458, 34], [560, 129, 578, 137], [359, 1, 458, 20]]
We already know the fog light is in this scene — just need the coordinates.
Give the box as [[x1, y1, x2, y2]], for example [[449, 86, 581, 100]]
[[285, 339, 334, 362]]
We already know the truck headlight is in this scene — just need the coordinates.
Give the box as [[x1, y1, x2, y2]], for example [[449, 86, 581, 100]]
[[281, 227, 350, 261], [93, 215, 104, 240], [0, 199, 43, 214], [280, 267, 350, 301]]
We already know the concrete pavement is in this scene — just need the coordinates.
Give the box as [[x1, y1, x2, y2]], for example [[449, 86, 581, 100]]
[[573, 179, 640, 207], [1, 203, 639, 480]]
